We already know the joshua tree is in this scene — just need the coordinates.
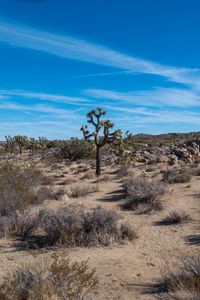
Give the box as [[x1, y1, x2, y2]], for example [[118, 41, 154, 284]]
[[5, 135, 15, 154], [81, 107, 122, 177], [29, 138, 40, 154], [38, 136, 48, 149], [14, 135, 28, 155]]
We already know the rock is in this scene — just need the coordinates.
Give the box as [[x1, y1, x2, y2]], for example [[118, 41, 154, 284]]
[[60, 194, 69, 202], [168, 155, 179, 166], [141, 170, 150, 177], [159, 155, 169, 163]]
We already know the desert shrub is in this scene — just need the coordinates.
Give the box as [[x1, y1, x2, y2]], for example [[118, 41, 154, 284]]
[[0, 162, 51, 216], [39, 205, 135, 247], [120, 223, 137, 240], [37, 186, 54, 201], [191, 167, 200, 176], [123, 177, 167, 213], [158, 210, 190, 226], [95, 175, 111, 183], [117, 165, 130, 178], [163, 168, 192, 184], [52, 188, 66, 200], [58, 138, 95, 161], [75, 164, 90, 174], [69, 184, 99, 198], [0, 216, 10, 237], [0, 253, 98, 300], [0, 208, 42, 239], [58, 176, 78, 185], [82, 170, 96, 180], [155, 255, 200, 299], [145, 165, 157, 172]]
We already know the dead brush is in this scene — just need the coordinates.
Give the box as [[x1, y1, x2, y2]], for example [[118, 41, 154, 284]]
[[36, 205, 136, 247], [82, 170, 96, 180], [123, 177, 167, 213], [59, 176, 78, 185], [191, 167, 200, 176], [69, 184, 98, 198], [154, 255, 200, 299], [94, 174, 111, 183], [117, 165, 130, 178], [163, 168, 192, 184], [0, 162, 52, 216], [0, 253, 99, 300], [6, 209, 41, 239], [158, 210, 191, 226], [0, 207, 43, 239]]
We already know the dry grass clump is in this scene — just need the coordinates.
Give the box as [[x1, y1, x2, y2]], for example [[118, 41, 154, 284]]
[[0, 253, 98, 300], [0, 162, 51, 216], [69, 184, 99, 198], [42, 205, 136, 247], [156, 210, 190, 226], [123, 177, 167, 213], [163, 168, 192, 184], [154, 255, 200, 299]]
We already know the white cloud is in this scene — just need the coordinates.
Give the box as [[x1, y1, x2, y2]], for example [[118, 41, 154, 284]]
[[0, 89, 90, 105], [0, 20, 200, 87], [85, 87, 200, 107], [0, 101, 78, 118]]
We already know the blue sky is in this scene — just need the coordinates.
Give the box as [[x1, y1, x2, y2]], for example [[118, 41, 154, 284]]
[[0, 0, 200, 139]]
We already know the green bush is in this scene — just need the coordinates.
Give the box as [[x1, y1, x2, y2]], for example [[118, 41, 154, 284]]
[[58, 138, 95, 161]]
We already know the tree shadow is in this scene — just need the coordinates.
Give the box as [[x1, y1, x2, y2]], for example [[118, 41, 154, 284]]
[[0, 235, 52, 253], [97, 188, 126, 202], [186, 193, 200, 198], [153, 219, 176, 226], [124, 280, 167, 296], [185, 234, 200, 245]]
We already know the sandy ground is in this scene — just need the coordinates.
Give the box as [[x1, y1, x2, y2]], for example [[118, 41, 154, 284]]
[[0, 161, 200, 299]]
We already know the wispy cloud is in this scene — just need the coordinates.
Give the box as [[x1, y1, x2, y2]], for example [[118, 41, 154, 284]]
[[0, 101, 79, 118], [104, 105, 157, 116], [85, 87, 200, 107], [0, 89, 90, 105], [1, 20, 200, 87], [111, 110, 200, 127]]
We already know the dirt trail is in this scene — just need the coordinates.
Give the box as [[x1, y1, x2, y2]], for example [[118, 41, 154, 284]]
[[67, 175, 200, 299]]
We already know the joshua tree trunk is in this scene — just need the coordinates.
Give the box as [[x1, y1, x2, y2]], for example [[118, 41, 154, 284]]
[[96, 146, 101, 177]]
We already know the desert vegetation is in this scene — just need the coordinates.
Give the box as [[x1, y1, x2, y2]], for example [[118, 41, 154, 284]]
[[152, 255, 200, 299], [1, 120, 200, 299], [123, 177, 167, 213], [0, 253, 98, 300]]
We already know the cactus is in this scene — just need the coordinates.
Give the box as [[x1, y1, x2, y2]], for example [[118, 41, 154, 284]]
[[81, 107, 122, 176]]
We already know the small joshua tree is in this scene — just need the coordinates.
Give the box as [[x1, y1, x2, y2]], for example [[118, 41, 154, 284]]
[[81, 107, 122, 177], [29, 138, 40, 154], [14, 135, 28, 155], [5, 135, 15, 154]]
